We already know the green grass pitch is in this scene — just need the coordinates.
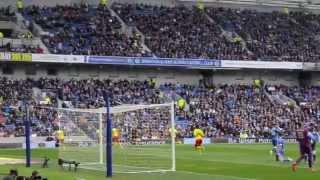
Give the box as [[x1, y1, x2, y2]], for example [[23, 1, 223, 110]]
[[0, 144, 319, 180]]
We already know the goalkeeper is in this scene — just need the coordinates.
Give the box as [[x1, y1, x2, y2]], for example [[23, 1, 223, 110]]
[[193, 125, 205, 154]]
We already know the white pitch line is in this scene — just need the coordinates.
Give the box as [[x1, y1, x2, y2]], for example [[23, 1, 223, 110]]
[[114, 169, 174, 174], [80, 163, 168, 170], [118, 151, 311, 169], [114, 164, 163, 170], [77, 166, 105, 172], [79, 164, 172, 174], [176, 156, 300, 169], [63, 149, 315, 171], [78, 165, 256, 179], [178, 170, 257, 180]]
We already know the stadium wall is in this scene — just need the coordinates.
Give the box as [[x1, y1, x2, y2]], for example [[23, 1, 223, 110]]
[[211, 70, 299, 86], [179, 0, 320, 13], [309, 72, 320, 85], [0, 0, 176, 7], [1, 0, 320, 13], [0, 63, 203, 85], [115, 0, 176, 6], [0, 0, 96, 7], [0, 63, 302, 86], [1, 0, 319, 14]]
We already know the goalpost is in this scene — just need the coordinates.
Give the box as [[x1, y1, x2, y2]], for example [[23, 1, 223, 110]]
[[41, 101, 176, 176]]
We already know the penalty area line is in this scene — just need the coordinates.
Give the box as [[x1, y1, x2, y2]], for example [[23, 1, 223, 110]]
[[178, 170, 257, 180], [114, 169, 174, 174], [77, 165, 256, 179], [79, 163, 172, 173], [78, 165, 173, 174]]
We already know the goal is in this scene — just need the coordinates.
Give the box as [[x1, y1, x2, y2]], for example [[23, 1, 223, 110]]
[[45, 102, 176, 175]]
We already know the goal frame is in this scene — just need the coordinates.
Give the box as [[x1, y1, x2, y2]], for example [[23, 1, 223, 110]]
[[49, 99, 176, 177], [104, 98, 176, 177]]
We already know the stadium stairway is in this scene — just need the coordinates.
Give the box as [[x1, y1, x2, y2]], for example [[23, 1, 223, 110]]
[[264, 89, 276, 105], [108, 3, 152, 54], [265, 89, 300, 110], [15, 12, 49, 53], [203, 12, 215, 24], [204, 10, 252, 56], [278, 94, 300, 109], [0, 10, 48, 52], [32, 87, 54, 105], [32, 87, 43, 104]]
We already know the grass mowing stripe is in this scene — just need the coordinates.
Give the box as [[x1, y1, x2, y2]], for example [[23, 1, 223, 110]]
[[117, 151, 285, 169], [0, 144, 319, 180]]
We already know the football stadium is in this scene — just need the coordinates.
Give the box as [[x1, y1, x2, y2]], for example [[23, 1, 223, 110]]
[[1, 0, 320, 179]]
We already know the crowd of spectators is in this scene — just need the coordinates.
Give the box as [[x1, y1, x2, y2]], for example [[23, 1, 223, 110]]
[[205, 8, 320, 62], [111, 4, 320, 62], [162, 83, 314, 138], [22, 4, 148, 56], [0, 77, 319, 139], [0, 78, 162, 138], [34, 78, 161, 108], [112, 3, 251, 60], [17, 3, 320, 62], [269, 85, 320, 122], [0, 43, 43, 53]]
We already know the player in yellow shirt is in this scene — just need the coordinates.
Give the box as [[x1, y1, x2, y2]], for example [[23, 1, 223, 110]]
[[169, 126, 183, 144], [112, 128, 120, 144], [193, 125, 205, 153], [54, 129, 65, 149], [169, 127, 177, 138], [55, 129, 64, 144]]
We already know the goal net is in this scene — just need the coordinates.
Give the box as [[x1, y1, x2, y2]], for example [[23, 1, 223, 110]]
[[42, 102, 176, 174]]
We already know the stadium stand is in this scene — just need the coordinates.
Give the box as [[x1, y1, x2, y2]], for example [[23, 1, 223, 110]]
[[0, 5, 46, 54], [112, 3, 251, 60], [22, 4, 149, 56], [205, 8, 320, 62], [0, 1, 319, 141], [2, 1, 320, 180], [0, 78, 318, 139], [15, 2, 320, 62], [0, 6, 15, 22], [270, 85, 320, 121], [163, 83, 306, 138]]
